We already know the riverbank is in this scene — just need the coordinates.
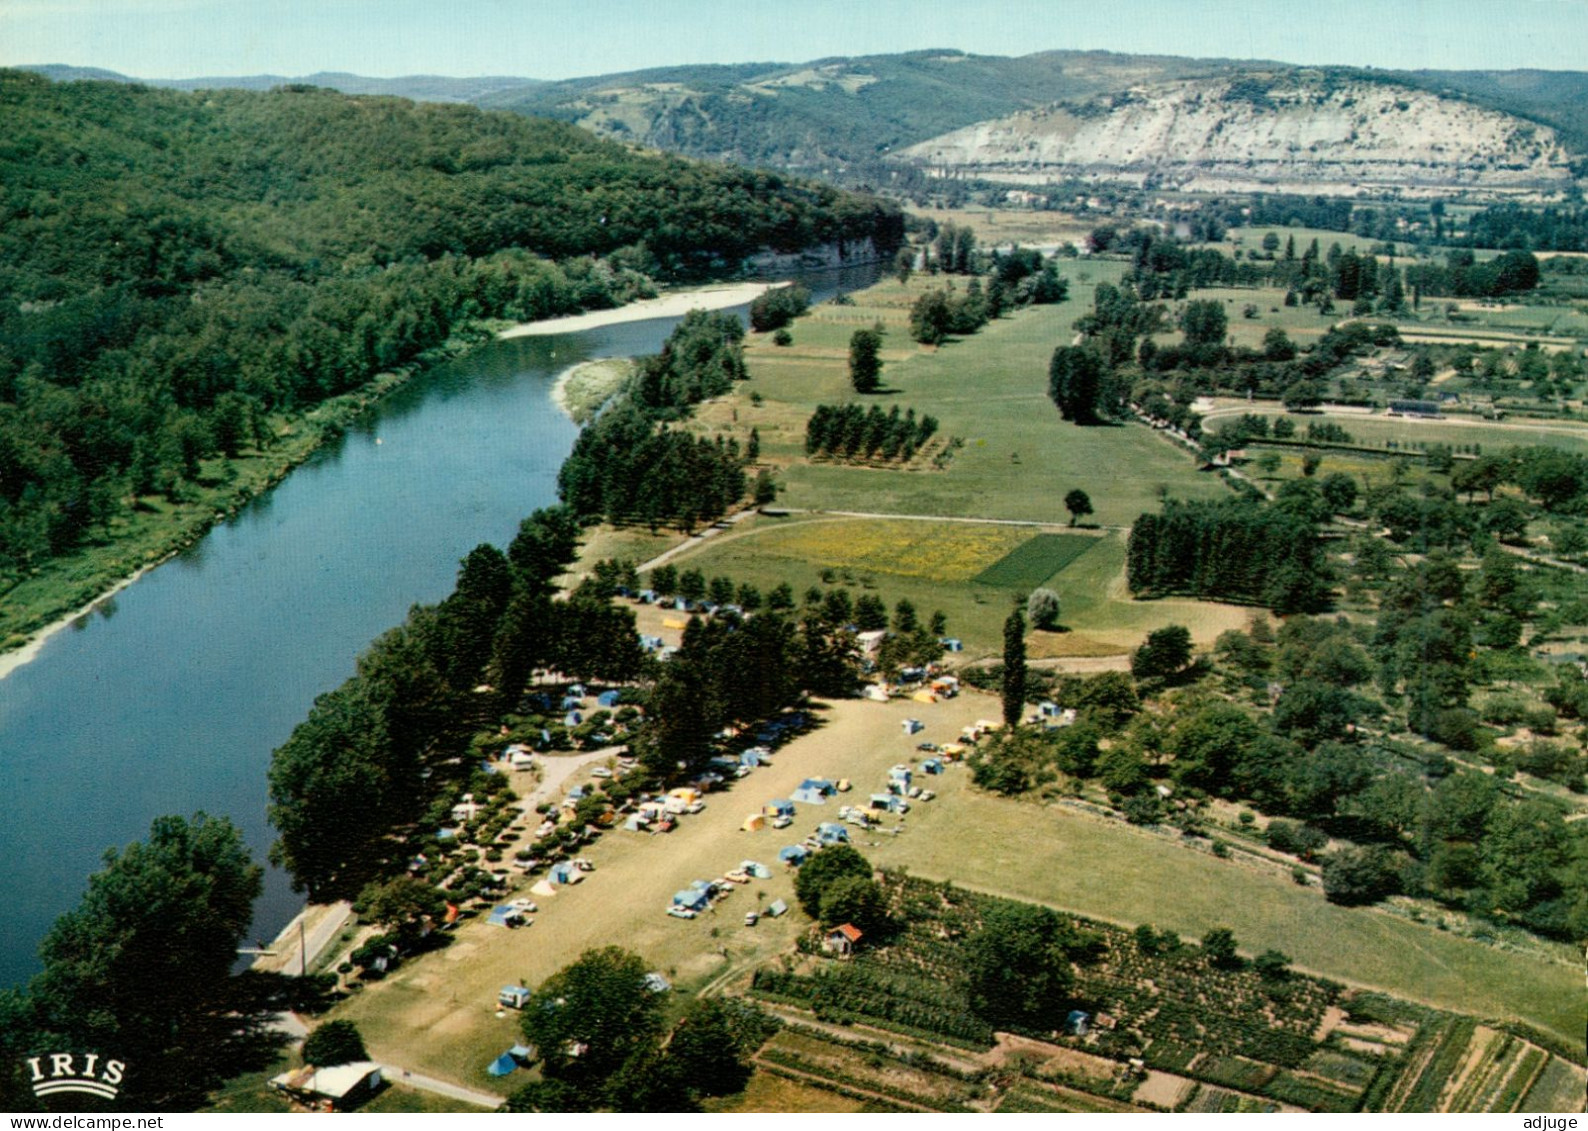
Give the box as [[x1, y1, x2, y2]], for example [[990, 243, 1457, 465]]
[[498, 281, 777, 339], [0, 284, 783, 682], [550, 358, 635, 424]]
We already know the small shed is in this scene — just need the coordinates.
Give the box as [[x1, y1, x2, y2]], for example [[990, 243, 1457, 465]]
[[824, 923, 863, 956], [902, 717, 925, 735], [498, 985, 531, 1010], [270, 1062, 384, 1110], [741, 813, 766, 832], [778, 845, 809, 866]]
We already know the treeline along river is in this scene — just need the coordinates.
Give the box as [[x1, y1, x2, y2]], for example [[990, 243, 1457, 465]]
[[0, 264, 879, 989]]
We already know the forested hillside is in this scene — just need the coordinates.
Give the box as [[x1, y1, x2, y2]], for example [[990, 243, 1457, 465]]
[[0, 70, 901, 605]]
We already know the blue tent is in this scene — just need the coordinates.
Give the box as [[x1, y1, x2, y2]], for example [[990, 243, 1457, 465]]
[[817, 822, 849, 844], [779, 845, 809, 865], [561, 696, 582, 710], [550, 862, 576, 884], [740, 860, 772, 879], [921, 758, 943, 774], [565, 710, 583, 727], [790, 787, 827, 805], [486, 904, 524, 928], [799, 778, 835, 795], [688, 878, 715, 893], [672, 889, 710, 911], [597, 690, 621, 708], [764, 799, 796, 818], [487, 1052, 519, 1077], [740, 749, 763, 767]]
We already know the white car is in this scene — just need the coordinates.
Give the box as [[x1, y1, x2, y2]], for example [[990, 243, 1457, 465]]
[[685, 801, 706, 814], [771, 814, 793, 829], [666, 906, 697, 919], [590, 766, 613, 779]]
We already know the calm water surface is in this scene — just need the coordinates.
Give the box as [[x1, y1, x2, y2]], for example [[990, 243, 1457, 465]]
[[0, 265, 879, 987]]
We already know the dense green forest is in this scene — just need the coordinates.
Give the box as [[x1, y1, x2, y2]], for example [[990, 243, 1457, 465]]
[[0, 70, 901, 597]]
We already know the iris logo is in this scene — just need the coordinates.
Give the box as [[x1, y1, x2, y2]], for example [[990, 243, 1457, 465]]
[[25, 1053, 125, 1101]]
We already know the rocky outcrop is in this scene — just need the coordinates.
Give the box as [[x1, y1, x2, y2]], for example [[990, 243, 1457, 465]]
[[898, 75, 1576, 197]]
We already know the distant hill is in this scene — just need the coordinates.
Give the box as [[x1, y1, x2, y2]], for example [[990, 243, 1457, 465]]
[[899, 72, 1577, 197], [476, 49, 1254, 177], [23, 52, 1588, 195], [19, 64, 540, 104]]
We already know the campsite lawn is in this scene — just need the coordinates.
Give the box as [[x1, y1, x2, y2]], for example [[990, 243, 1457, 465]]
[[329, 693, 1582, 1105]]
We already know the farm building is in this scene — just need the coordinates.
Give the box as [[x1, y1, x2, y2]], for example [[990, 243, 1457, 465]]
[[269, 1063, 384, 1110], [824, 923, 863, 956]]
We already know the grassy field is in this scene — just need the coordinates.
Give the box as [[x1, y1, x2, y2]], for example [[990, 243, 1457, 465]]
[[972, 532, 1101, 588], [904, 206, 1092, 248], [718, 262, 1230, 527], [1203, 403, 1588, 458], [326, 692, 1583, 1109], [859, 757, 1585, 1050], [656, 517, 1251, 657]]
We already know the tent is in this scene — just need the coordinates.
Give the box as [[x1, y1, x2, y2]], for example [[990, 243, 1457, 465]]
[[740, 749, 764, 767], [530, 880, 558, 898], [672, 889, 710, 912], [550, 862, 581, 885], [740, 860, 772, 879], [921, 758, 943, 775], [741, 813, 766, 832], [767, 899, 789, 917], [778, 845, 809, 865], [800, 778, 835, 795], [560, 696, 583, 711], [862, 683, 891, 702], [763, 799, 796, 818], [487, 1051, 520, 1077], [624, 814, 649, 832], [911, 690, 937, 704], [596, 690, 621, 708], [902, 718, 924, 734], [817, 822, 849, 844], [790, 787, 827, 805], [487, 905, 526, 928]]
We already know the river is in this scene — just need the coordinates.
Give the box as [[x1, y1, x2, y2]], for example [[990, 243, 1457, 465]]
[[0, 263, 880, 989]]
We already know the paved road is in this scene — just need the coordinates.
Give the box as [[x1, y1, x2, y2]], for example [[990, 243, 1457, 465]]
[[380, 1065, 504, 1110]]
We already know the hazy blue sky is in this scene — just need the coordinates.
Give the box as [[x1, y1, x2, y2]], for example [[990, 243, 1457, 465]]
[[3, 0, 1586, 78]]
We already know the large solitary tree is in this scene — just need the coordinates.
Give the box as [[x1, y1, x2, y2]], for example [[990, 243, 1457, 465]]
[[848, 329, 883, 393], [965, 902, 1075, 1029], [1063, 489, 1094, 526], [1002, 607, 1027, 726]]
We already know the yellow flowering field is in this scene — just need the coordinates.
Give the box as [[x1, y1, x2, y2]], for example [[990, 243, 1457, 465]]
[[751, 518, 1033, 582]]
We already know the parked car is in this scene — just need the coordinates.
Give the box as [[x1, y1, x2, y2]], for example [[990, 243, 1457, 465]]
[[744, 911, 759, 927], [916, 742, 940, 752], [666, 906, 697, 919], [685, 801, 707, 814], [590, 766, 612, 778], [771, 814, 793, 829]]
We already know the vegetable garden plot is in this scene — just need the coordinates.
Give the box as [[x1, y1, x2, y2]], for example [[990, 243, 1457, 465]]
[[973, 533, 1101, 589]]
